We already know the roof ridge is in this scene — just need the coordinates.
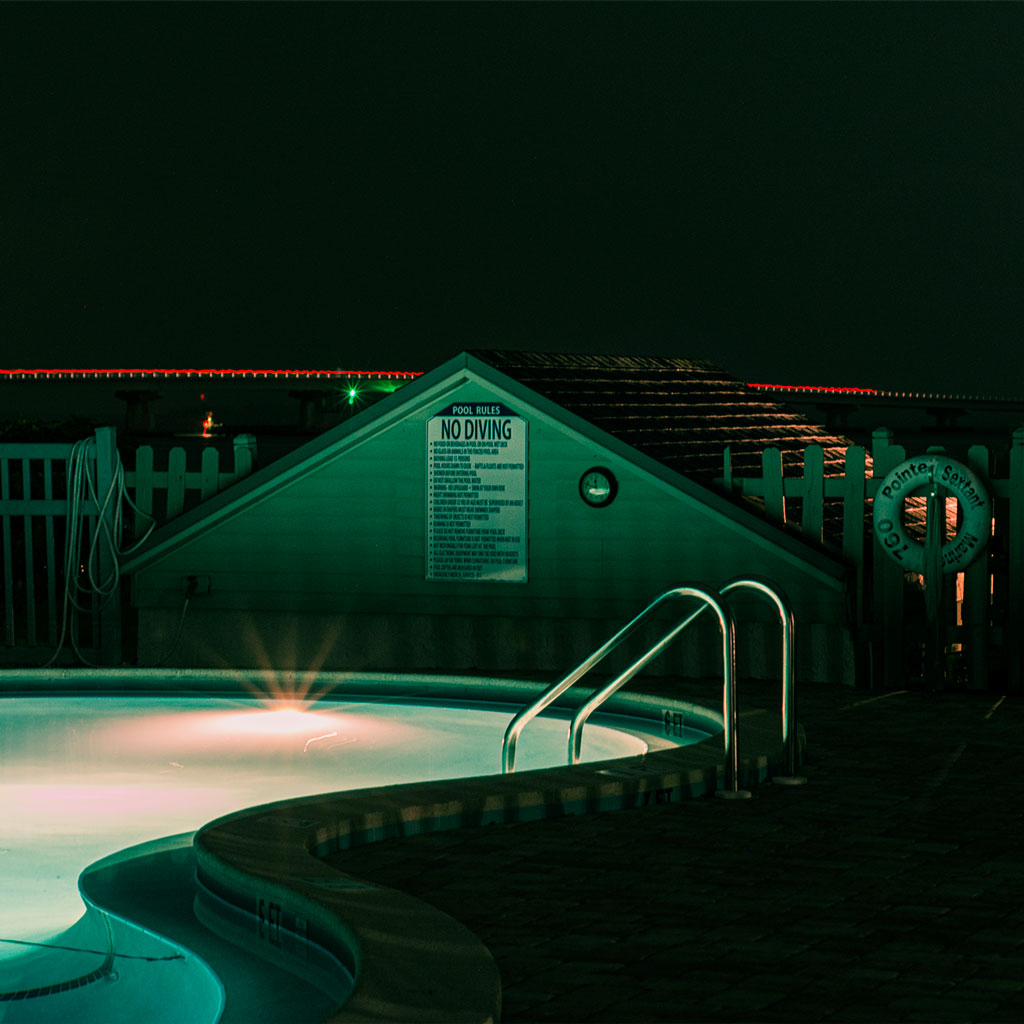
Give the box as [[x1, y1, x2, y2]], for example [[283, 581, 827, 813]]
[[468, 349, 726, 374]]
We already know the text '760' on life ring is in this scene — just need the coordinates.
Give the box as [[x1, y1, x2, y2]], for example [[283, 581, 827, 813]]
[[872, 455, 990, 575]]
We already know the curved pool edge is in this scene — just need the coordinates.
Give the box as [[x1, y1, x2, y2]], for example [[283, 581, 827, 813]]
[[0, 668, 722, 730], [0, 836, 226, 1024], [0, 669, 798, 1023], [192, 687, 800, 1024], [78, 837, 228, 1024]]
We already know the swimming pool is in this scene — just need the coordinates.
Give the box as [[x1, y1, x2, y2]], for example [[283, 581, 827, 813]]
[[0, 669, 717, 1017]]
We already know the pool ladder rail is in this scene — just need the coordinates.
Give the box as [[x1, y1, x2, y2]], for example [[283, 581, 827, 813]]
[[500, 577, 806, 796]]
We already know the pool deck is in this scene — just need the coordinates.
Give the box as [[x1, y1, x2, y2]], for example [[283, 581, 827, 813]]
[[192, 677, 778, 1024], [320, 677, 1024, 1023]]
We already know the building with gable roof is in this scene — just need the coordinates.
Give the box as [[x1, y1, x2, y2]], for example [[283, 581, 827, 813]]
[[122, 351, 857, 683]]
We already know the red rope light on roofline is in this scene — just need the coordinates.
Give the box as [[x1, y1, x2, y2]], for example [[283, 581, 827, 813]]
[[0, 368, 423, 380], [751, 382, 1024, 401], [748, 382, 879, 395]]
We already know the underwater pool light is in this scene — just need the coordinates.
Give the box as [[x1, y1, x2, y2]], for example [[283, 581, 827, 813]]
[[224, 707, 339, 735]]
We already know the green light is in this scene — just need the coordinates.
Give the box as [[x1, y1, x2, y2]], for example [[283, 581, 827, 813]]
[[348, 387, 357, 405]]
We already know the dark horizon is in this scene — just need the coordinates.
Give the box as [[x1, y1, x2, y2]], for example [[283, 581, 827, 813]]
[[3, 4, 1022, 396]]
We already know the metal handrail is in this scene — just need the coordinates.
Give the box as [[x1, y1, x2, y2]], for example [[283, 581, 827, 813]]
[[501, 586, 742, 792], [566, 576, 799, 781], [718, 578, 800, 781]]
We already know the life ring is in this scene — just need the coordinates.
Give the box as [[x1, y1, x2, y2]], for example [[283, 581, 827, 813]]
[[873, 455, 990, 575]]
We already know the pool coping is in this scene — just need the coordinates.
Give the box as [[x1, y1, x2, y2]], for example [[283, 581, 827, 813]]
[[1, 670, 799, 1023], [188, 675, 797, 1024]]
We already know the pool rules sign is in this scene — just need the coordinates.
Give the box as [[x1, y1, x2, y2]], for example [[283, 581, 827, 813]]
[[427, 402, 528, 581]]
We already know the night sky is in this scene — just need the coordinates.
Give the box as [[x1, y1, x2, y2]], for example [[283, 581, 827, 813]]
[[3, 3, 1022, 395]]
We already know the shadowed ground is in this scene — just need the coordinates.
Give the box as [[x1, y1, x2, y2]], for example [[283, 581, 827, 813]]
[[325, 679, 1024, 1023]]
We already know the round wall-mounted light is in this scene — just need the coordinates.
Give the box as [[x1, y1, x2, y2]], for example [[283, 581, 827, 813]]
[[579, 467, 618, 508]]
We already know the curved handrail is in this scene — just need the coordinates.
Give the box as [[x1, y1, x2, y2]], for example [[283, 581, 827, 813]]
[[564, 593, 725, 764], [501, 586, 740, 792], [718, 578, 799, 780], [566, 576, 798, 780]]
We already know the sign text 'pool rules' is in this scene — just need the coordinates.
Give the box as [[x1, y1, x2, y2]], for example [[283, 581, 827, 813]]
[[427, 402, 527, 582]]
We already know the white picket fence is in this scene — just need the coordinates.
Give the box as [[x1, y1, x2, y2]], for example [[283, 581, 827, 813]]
[[5, 423, 1022, 687], [716, 427, 1024, 690], [0, 430, 256, 664], [125, 434, 257, 537]]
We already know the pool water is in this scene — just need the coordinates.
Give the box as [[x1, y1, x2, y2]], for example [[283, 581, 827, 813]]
[[1, 695, 706, 968]]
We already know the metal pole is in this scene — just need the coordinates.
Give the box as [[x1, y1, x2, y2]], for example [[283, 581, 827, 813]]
[[923, 477, 944, 690], [503, 587, 697, 773], [714, 599, 750, 799], [567, 601, 707, 764], [94, 426, 122, 667], [720, 579, 805, 785]]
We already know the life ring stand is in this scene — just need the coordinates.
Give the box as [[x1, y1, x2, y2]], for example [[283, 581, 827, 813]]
[[873, 455, 990, 575]]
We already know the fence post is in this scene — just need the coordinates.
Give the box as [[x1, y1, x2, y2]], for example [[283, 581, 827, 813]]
[[802, 444, 824, 543], [233, 433, 258, 479], [762, 447, 785, 523], [871, 429, 906, 689], [965, 444, 991, 691], [1, 456, 13, 647], [842, 445, 867, 628], [1008, 427, 1024, 691], [133, 445, 155, 539], [43, 458, 58, 646], [922, 465, 945, 690], [200, 447, 220, 500], [166, 447, 187, 519], [93, 426, 122, 666]]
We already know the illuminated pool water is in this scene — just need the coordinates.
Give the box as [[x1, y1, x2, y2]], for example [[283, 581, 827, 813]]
[[0, 692, 709, 971]]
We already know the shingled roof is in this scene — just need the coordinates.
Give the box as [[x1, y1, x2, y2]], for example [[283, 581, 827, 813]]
[[121, 349, 860, 576], [470, 350, 859, 482]]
